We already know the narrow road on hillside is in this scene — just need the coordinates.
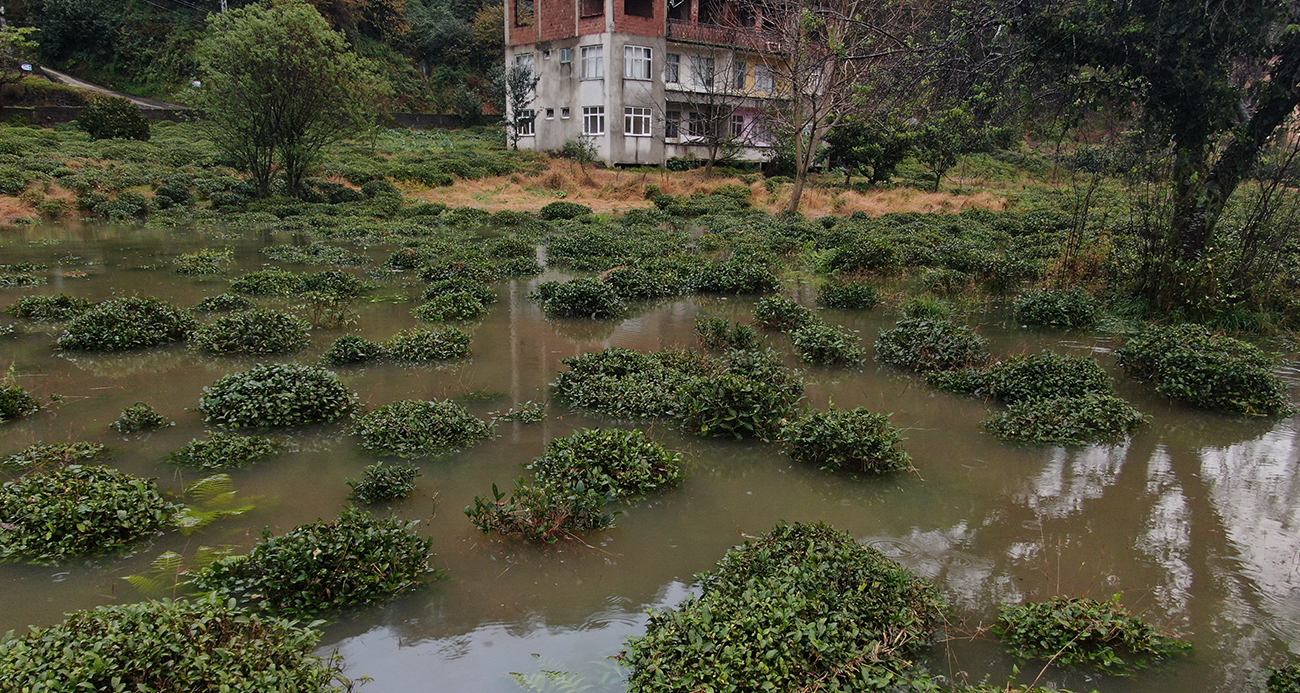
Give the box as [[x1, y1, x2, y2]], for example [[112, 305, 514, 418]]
[[37, 67, 189, 110]]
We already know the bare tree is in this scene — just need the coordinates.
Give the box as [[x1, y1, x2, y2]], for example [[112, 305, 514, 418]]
[[663, 50, 760, 176]]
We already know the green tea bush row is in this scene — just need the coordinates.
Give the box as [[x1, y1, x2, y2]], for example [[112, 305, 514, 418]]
[[876, 318, 989, 373], [2, 442, 105, 473], [168, 433, 284, 470], [695, 317, 760, 351], [1014, 288, 1102, 329], [817, 281, 880, 310], [414, 291, 488, 322], [6, 294, 93, 322], [752, 296, 816, 331], [985, 393, 1146, 446], [111, 402, 173, 433], [424, 278, 498, 305], [552, 348, 713, 419], [532, 279, 627, 320], [528, 428, 682, 497], [927, 351, 1111, 403], [352, 399, 495, 458], [262, 243, 367, 266], [190, 309, 311, 355], [789, 323, 865, 367], [194, 293, 255, 313], [782, 408, 910, 475], [689, 258, 781, 295], [995, 596, 1191, 675], [466, 480, 614, 542], [348, 462, 420, 504], [201, 364, 359, 428], [321, 335, 389, 366], [57, 297, 195, 352], [675, 350, 804, 439], [385, 327, 472, 361]]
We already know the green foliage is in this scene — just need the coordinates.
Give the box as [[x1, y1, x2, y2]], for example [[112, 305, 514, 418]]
[[6, 294, 93, 322], [192, 508, 437, 618], [876, 318, 989, 373], [190, 309, 311, 355], [0, 594, 349, 693], [782, 408, 911, 475], [817, 281, 880, 310], [194, 293, 255, 313], [76, 97, 151, 141], [173, 248, 232, 276], [603, 266, 685, 301], [695, 317, 761, 351], [1269, 664, 1300, 693], [228, 269, 304, 296], [690, 258, 781, 295], [111, 402, 172, 433], [348, 462, 420, 504], [821, 235, 899, 275], [676, 350, 804, 440], [927, 351, 1111, 403], [385, 327, 473, 361], [168, 432, 283, 470], [551, 348, 711, 420], [321, 335, 388, 366], [985, 394, 1147, 446], [2, 443, 106, 474], [424, 279, 498, 305], [529, 428, 682, 498], [532, 279, 627, 319], [200, 363, 359, 428], [752, 296, 816, 331], [352, 399, 495, 458], [995, 596, 1191, 675], [1117, 324, 1294, 417], [0, 383, 40, 422], [790, 323, 865, 367], [57, 297, 195, 352], [414, 290, 488, 321], [1014, 288, 1102, 329], [539, 201, 593, 221], [466, 479, 615, 542], [0, 465, 178, 563], [620, 522, 945, 692], [491, 400, 547, 423]]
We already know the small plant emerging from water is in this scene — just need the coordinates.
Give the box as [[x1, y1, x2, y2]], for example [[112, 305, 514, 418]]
[[191, 508, 437, 618], [782, 408, 911, 475], [321, 335, 388, 366], [111, 401, 172, 433], [385, 327, 473, 361], [2, 442, 106, 473], [532, 279, 627, 319], [173, 248, 232, 276], [6, 294, 93, 322], [1014, 288, 1102, 329], [193, 293, 255, 313], [985, 393, 1146, 446], [876, 318, 989, 374], [200, 364, 359, 428], [0, 381, 40, 422], [994, 595, 1191, 676], [57, 297, 195, 352], [817, 281, 880, 310], [466, 480, 615, 543], [190, 309, 311, 355], [695, 317, 760, 351], [353, 399, 495, 458], [789, 323, 865, 367], [168, 432, 284, 470], [491, 400, 546, 423], [752, 296, 816, 331], [348, 462, 420, 504]]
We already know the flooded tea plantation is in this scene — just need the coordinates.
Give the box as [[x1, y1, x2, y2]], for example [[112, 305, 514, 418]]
[[1, 221, 1298, 693]]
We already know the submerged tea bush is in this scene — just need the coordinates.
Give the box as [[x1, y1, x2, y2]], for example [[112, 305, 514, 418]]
[[2, 442, 105, 473], [191, 309, 311, 355], [173, 248, 232, 276], [0, 465, 178, 563], [1117, 324, 1293, 417], [353, 399, 494, 458], [348, 462, 420, 504], [466, 479, 615, 542], [385, 327, 472, 361], [193, 293, 255, 313], [928, 351, 1111, 403], [532, 279, 627, 319], [552, 348, 710, 419], [620, 522, 945, 692], [985, 393, 1146, 446], [690, 259, 781, 295], [321, 335, 388, 366], [995, 596, 1191, 675], [1014, 288, 1102, 329], [676, 350, 804, 439], [424, 278, 497, 305], [782, 408, 911, 475], [0, 383, 40, 422], [817, 281, 880, 310], [413, 291, 488, 322], [539, 201, 592, 220], [529, 428, 682, 497], [876, 318, 989, 374], [1269, 664, 1300, 693], [790, 323, 865, 367], [228, 269, 304, 296], [168, 432, 283, 470], [201, 364, 359, 428], [6, 294, 93, 322], [193, 508, 436, 618], [752, 296, 816, 331], [695, 317, 760, 351], [57, 297, 195, 352], [111, 402, 172, 433], [0, 594, 348, 693]]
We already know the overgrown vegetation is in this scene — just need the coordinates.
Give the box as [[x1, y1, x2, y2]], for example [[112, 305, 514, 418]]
[[6, 294, 93, 322], [352, 399, 494, 457], [348, 462, 420, 504], [789, 323, 865, 367], [2, 442, 106, 473], [984, 393, 1147, 446], [927, 352, 1111, 403], [782, 408, 911, 475], [876, 318, 990, 373], [532, 279, 627, 320], [168, 433, 284, 470], [695, 317, 761, 351], [817, 281, 880, 310], [322, 335, 389, 366], [200, 364, 359, 428], [1270, 664, 1300, 693], [385, 327, 472, 361], [57, 297, 195, 352], [111, 401, 172, 433], [1014, 288, 1102, 329], [190, 309, 311, 355], [0, 381, 39, 422]]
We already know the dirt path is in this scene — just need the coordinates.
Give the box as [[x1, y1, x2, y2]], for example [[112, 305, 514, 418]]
[[37, 67, 188, 110]]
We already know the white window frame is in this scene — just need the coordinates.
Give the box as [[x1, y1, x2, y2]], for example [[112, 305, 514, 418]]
[[514, 52, 536, 77], [560, 48, 573, 63], [561, 107, 571, 119], [518, 109, 536, 136], [546, 108, 555, 119], [625, 106, 651, 136], [580, 45, 604, 80], [583, 106, 606, 135], [731, 114, 745, 138], [625, 45, 653, 80], [665, 110, 681, 139], [733, 58, 746, 90], [664, 53, 681, 83], [755, 64, 774, 93], [687, 111, 708, 138], [690, 55, 715, 88]]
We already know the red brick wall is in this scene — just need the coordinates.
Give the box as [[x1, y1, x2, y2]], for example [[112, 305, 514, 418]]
[[508, 0, 540, 46], [613, 0, 663, 36], [539, 0, 577, 41]]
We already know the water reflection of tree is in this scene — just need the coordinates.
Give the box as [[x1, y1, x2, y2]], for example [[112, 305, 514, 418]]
[[61, 347, 199, 378]]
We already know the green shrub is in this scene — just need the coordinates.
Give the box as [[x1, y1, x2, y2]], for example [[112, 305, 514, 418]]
[[418, 258, 498, 283], [921, 267, 973, 296], [782, 408, 911, 475], [553, 348, 711, 420], [57, 297, 195, 352], [361, 179, 401, 197], [1014, 288, 1102, 329], [2, 442, 105, 473], [111, 402, 172, 433], [528, 428, 682, 497], [822, 236, 899, 274], [76, 97, 150, 141], [532, 279, 627, 319], [6, 294, 93, 322], [155, 181, 194, 208], [995, 596, 1191, 675], [228, 269, 303, 296], [301, 270, 371, 298], [1269, 664, 1300, 693], [466, 479, 614, 542], [0, 595, 348, 693], [385, 327, 472, 361], [0, 465, 178, 563], [985, 393, 1146, 446], [620, 522, 945, 692], [0, 383, 40, 422], [168, 432, 284, 470], [413, 291, 488, 321], [194, 293, 255, 313], [876, 318, 989, 373], [200, 364, 359, 428], [690, 259, 781, 295], [191, 309, 311, 355], [192, 508, 436, 618], [173, 248, 232, 276], [353, 399, 495, 458], [817, 281, 880, 310], [1117, 324, 1294, 417], [424, 278, 497, 305], [348, 462, 420, 504], [695, 317, 760, 351], [539, 201, 593, 220], [676, 350, 804, 439], [752, 296, 816, 331], [604, 266, 684, 301], [927, 351, 1111, 403], [790, 324, 865, 367], [901, 296, 955, 320], [498, 256, 544, 277], [321, 335, 388, 366], [492, 400, 547, 423]]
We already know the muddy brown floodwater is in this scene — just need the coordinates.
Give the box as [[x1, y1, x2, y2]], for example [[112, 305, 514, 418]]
[[1, 224, 1298, 692]]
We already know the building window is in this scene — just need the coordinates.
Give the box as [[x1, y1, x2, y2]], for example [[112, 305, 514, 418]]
[[731, 114, 745, 137], [560, 48, 573, 63], [515, 0, 534, 26], [625, 46, 652, 80], [733, 59, 746, 90], [687, 111, 708, 137], [625, 107, 651, 136], [664, 53, 681, 83], [519, 110, 536, 136], [580, 45, 604, 80], [581, 0, 603, 17], [543, 50, 552, 60], [691, 56, 715, 88], [625, 0, 653, 17], [755, 64, 774, 92], [561, 107, 571, 119], [668, 0, 691, 20], [546, 108, 555, 119], [665, 110, 681, 139], [583, 106, 606, 135], [514, 53, 535, 77]]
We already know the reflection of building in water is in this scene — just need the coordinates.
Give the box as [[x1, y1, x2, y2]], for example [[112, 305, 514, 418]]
[[864, 523, 1018, 611], [1018, 443, 1129, 519], [1135, 447, 1193, 621]]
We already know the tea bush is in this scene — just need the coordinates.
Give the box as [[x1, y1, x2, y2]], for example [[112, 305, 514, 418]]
[[0, 465, 178, 563], [191, 309, 311, 355], [752, 296, 816, 331], [782, 408, 911, 475], [790, 323, 865, 367], [6, 294, 93, 322], [1117, 324, 1294, 417], [817, 281, 880, 310], [300, 270, 371, 298], [111, 402, 172, 433], [228, 269, 303, 296], [353, 399, 495, 457], [413, 291, 488, 322], [985, 393, 1146, 446], [168, 433, 284, 470], [0, 594, 349, 693], [528, 428, 682, 497], [1269, 664, 1300, 693], [492, 400, 547, 423], [385, 327, 472, 361], [76, 97, 150, 141], [695, 317, 760, 351], [2, 442, 105, 473], [57, 297, 195, 352], [321, 335, 388, 366], [927, 352, 1111, 403], [676, 350, 804, 439], [1014, 288, 1102, 329], [424, 278, 498, 305], [552, 348, 710, 419], [348, 462, 420, 504], [821, 235, 899, 275], [995, 596, 1191, 675], [466, 479, 615, 542], [604, 266, 684, 301], [173, 248, 232, 276], [539, 201, 592, 220], [201, 364, 359, 428], [193, 508, 436, 618], [876, 318, 990, 373], [689, 259, 781, 295], [0, 383, 40, 422], [532, 279, 627, 319], [193, 293, 255, 313], [620, 522, 945, 692]]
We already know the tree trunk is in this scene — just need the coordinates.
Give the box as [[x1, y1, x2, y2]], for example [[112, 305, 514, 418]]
[[787, 170, 806, 215]]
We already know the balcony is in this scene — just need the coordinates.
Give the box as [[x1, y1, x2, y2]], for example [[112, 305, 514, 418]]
[[666, 19, 782, 52]]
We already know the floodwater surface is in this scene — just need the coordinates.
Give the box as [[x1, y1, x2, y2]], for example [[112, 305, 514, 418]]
[[1, 224, 1298, 692]]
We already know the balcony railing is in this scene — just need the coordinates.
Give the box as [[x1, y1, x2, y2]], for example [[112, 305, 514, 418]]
[[666, 19, 782, 52]]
